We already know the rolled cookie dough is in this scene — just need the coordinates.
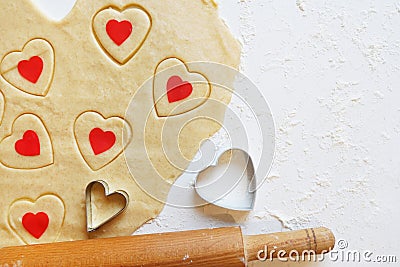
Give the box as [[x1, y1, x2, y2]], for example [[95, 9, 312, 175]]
[[0, 0, 241, 246]]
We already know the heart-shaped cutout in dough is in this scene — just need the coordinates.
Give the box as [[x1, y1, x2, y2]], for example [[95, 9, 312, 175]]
[[93, 6, 151, 65], [106, 20, 133, 46], [89, 128, 116, 156], [153, 58, 211, 117], [22, 212, 49, 239], [0, 39, 54, 97], [8, 194, 65, 244], [74, 111, 132, 171], [0, 114, 53, 169], [86, 180, 129, 232], [15, 130, 41, 156], [30, 0, 78, 21]]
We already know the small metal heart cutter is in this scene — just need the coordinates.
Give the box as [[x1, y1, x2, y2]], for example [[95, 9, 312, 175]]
[[85, 180, 129, 232]]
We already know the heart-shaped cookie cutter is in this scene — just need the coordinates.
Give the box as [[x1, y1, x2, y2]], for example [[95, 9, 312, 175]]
[[194, 148, 256, 211], [85, 180, 129, 232]]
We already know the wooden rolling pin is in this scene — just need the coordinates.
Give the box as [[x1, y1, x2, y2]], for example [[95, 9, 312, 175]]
[[0, 227, 334, 266]]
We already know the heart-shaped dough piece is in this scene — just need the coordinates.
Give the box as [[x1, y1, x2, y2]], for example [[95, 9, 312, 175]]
[[153, 58, 211, 117], [1, 39, 54, 96], [93, 6, 151, 65], [0, 114, 53, 169], [8, 194, 65, 244], [86, 181, 128, 232], [74, 112, 132, 171]]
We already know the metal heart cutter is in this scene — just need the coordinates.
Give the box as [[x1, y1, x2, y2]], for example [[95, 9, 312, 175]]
[[85, 180, 129, 232], [195, 148, 256, 211]]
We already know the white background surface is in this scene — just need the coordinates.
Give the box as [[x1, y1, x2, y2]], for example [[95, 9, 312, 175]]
[[33, 0, 400, 266]]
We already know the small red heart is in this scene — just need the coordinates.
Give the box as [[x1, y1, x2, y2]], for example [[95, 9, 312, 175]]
[[106, 19, 133, 46], [17, 56, 44, 84], [15, 130, 41, 156], [166, 76, 193, 103], [22, 212, 49, 239], [89, 128, 116, 155]]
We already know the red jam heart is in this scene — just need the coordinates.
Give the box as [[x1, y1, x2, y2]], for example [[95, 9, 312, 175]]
[[15, 130, 41, 156], [17, 56, 44, 84], [89, 128, 116, 155], [166, 76, 193, 103], [22, 212, 49, 239], [106, 19, 133, 46]]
